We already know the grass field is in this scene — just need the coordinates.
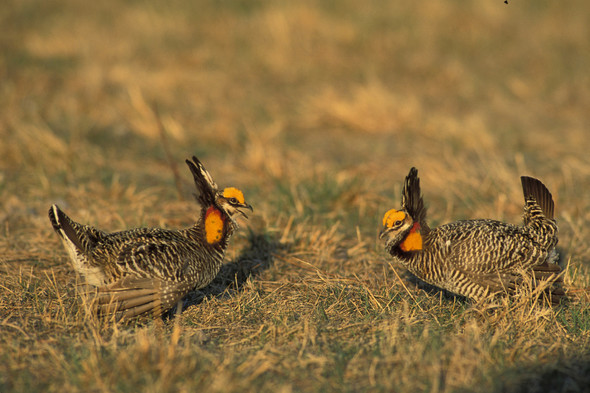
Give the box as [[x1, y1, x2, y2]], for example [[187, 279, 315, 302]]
[[1, 0, 590, 391]]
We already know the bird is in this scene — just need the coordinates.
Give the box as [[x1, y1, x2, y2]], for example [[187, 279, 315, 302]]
[[380, 168, 565, 304], [48, 156, 253, 320]]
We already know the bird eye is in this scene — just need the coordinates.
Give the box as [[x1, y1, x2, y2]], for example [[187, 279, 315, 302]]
[[229, 198, 239, 204], [394, 220, 402, 226]]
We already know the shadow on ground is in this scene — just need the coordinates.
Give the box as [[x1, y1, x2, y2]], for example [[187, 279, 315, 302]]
[[176, 230, 285, 313], [489, 355, 590, 393], [403, 270, 470, 303]]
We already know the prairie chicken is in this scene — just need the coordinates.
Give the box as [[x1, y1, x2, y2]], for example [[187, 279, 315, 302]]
[[49, 156, 252, 320], [380, 168, 565, 304]]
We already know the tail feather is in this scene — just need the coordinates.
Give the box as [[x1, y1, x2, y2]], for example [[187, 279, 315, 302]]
[[49, 204, 106, 255], [521, 176, 554, 220], [49, 205, 85, 252], [49, 205, 108, 286]]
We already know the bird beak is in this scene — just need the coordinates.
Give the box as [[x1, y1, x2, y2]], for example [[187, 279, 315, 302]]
[[237, 204, 253, 219], [379, 227, 390, 240]]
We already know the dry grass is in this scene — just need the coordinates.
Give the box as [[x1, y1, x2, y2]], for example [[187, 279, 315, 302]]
[[1, 0, 590, 392]]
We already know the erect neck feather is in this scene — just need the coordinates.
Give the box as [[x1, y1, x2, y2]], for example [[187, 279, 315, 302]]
[[399, 222, 423, 252], [204, 206, 227, 244]]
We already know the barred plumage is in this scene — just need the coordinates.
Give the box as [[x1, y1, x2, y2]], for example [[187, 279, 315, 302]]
[[49, 156, 252, 320], [380, 168, 564, 304]]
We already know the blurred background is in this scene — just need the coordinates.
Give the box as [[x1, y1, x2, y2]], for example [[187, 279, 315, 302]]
[[2, 1, 590, 391], [1, 0, 589, 266]]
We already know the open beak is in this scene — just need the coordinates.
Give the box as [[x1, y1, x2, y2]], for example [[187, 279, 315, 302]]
[[237, 203, 253, 219]]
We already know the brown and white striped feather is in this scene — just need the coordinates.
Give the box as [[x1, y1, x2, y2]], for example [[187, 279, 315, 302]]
[[385, 168, 563, 303], [49, 156, 246, 320]]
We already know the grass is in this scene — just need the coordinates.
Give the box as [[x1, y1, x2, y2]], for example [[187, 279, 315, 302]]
[[1, 0, 590, 391]]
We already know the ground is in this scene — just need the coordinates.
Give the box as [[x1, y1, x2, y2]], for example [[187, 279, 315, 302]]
[[1, 0, 590, 392]]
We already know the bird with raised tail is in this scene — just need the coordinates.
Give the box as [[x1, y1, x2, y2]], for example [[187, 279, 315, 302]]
[[380, 168, 565, 304], [49, 156, 252, 320]]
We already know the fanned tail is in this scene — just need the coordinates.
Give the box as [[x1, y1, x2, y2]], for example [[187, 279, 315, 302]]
[[521, 176, 555, 220]]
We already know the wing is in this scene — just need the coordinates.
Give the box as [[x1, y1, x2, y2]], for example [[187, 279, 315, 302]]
[[89, 229, 212, 320], [445, 267, 519, 300], [434, 220, 550, 273], [430, 220, 564, 303], [401, 167, 430, 233], [108, 234, 197, 282], [447, 263, 564, 304], [95, 276, 193, 320]]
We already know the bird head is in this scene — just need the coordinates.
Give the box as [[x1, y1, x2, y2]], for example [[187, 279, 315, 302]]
[[216, 187, 253, 221], [185, 156, 253, 227], [379, 208, 420, 252]]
